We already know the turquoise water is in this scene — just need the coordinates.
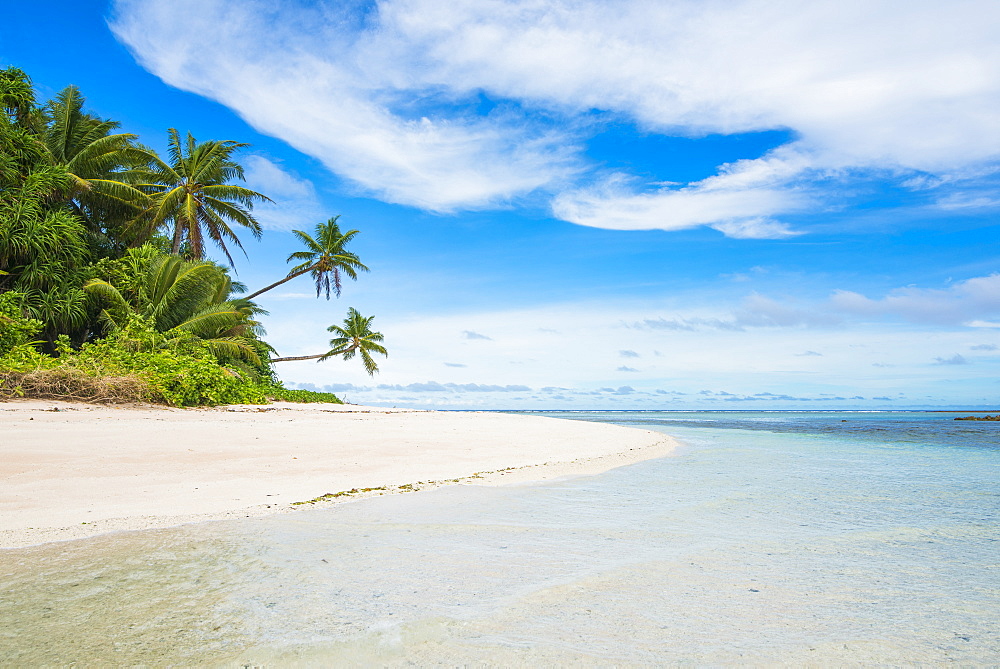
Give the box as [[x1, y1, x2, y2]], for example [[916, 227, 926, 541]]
[[1, 411, 998, 665]]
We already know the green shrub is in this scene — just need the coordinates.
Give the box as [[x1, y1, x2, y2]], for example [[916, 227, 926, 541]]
[[70, 326, 269, 406], [265, 386, 343, 404], [0, 316, 268, 406], [0, 292, 43, 357], [1, 310, 345, 407]]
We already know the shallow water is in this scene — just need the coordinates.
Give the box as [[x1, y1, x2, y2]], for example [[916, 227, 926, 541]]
[[1, 411, 998, 665]]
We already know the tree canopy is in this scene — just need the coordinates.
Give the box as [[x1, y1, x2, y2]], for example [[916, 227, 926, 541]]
[[0, 66, 387, 405], [133, 128, 271, 265]]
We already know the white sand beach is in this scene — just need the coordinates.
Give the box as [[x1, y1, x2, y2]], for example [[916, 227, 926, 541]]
[[0, 400, 676, 548]]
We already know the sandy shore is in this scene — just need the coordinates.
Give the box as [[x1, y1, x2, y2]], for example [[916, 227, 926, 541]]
[[0, 400, 676, 549]]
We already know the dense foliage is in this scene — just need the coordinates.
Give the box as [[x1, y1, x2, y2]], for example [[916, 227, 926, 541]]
[[0, 66, 386, 406]]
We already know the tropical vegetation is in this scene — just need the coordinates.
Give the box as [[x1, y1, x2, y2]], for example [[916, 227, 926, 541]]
[[0, 66, 386, 406], [133, 128, 271, 265]]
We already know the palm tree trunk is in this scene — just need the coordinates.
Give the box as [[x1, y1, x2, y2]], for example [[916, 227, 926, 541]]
[[269, 353, 326, 362], [171, 222, 183, 255], [244, 264, 317, 300], [270, 345, 356, 363]]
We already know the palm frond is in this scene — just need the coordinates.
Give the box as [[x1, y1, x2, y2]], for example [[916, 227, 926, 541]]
[[172, 303, 247, 338], [200, 336, 262, 366]]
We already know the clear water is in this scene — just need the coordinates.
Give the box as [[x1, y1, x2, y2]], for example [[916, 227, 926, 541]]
[[1, 411, 998, 665]]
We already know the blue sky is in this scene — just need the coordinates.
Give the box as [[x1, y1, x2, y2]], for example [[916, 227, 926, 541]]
[[3, 0, 999, 409]]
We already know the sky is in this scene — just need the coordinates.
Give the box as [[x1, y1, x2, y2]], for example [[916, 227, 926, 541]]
[[2, 0, 999, 409]]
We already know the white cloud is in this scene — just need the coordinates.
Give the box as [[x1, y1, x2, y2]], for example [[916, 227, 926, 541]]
[[110, 0, 580, 212], [735, 294, 841, 328], [552, 166, 808, 237], [111, 0, 1000, 230], [462, 330, 493, 340], [244, 155, 314, 201], [933, 354, 968, 365], [262, 272, 1000, 408], [377, 381, 531, 393], [830, 274, 1000, 325], [260, 286, 999, 409], [711, 218, 802, 240], [553, 148, 813, 237], [242, 156, 324, 231], [934, 193, 1000, 211], [391, 0, 1000, 170], [626, 293, 839, 330]]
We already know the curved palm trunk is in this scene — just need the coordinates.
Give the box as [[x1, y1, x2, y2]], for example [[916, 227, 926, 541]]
[[270, 344, 356, 363], [245, 263, 317, 300]]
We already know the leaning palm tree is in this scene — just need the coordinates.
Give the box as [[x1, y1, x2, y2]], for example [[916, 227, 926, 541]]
[[133, 129, 271, 265], [244, 215, 368, 300], [271, 307, 386, 375]]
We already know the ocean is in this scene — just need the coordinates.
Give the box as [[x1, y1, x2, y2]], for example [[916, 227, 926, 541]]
[[1, 411, 997, 665]]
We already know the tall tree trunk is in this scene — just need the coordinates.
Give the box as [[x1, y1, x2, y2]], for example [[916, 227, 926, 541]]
[[271, 345, 355, 363], [171, 221, 183, 255], [245, 263, 316, 300]]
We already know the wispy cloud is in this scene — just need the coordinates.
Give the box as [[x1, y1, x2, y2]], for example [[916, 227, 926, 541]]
[[265, 282, 996, 409], [628, 317, 744, 332], [735, 294, 841, 328], [242, 156, 325, 231], [110, 0, 580, 212], [294, 382, 372, 393], [830, 273, 1000, 325], [627, 274, 1000, 332], [377, 381, 531, 393], [628, 293, 838, 331], [112, 0, 1000, 231], [462, 330, 493, 340], [553, 150, 811, 236]]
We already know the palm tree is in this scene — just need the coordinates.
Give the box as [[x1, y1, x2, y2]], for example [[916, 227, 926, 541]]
[[244, 216, 368, 300], [0, 67, 40, 130], [0, 68, 93, 349], [41, 86, 153, 237], [271, 307, 387, 375], [84, 252, 267, 366], [134, 129, 271, 265]]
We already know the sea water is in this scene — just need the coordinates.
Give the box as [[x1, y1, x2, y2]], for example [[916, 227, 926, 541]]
[[1, 411, 997, 665]]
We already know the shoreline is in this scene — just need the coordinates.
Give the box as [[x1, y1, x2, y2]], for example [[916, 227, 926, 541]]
[[1, 400, 677, 549]]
